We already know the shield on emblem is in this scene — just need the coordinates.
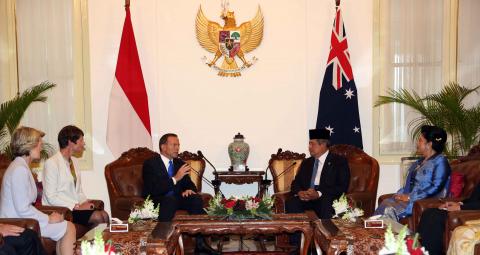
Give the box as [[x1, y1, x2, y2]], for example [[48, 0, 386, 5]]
[[219, 30, 241, 58]]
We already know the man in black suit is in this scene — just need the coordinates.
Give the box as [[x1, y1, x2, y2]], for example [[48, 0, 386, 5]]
[[142, 133, 218, 255], [286, 128, 351, 219], [0, 223, 46, 255], [418, 183, 480, 255]]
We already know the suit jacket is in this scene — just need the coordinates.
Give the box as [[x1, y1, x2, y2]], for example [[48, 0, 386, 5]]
[[42, 151, 88, 210], [461, 184, 480, 210], [142, 155, 197, 200], [0, 157, 49, 228], [290, 152, 350, 203]]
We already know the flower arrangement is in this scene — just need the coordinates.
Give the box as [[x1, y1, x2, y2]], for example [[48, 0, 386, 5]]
[[205, 194, 274, 220], [128, 196, 159, 223], [379, 224, 429, 255], [332, 193, 364, 222], [80, 230, 117, 255]]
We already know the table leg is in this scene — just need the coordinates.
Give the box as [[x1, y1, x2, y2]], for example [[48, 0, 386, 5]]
[[300, 230, 313, 255]]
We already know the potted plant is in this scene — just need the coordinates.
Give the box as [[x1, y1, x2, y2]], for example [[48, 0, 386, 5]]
[[375, 82, 480, 156], [0, 81, 56, 159]]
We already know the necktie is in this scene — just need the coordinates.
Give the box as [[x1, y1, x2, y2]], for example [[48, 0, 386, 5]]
[[310, 158, 319, 188], [69, 159, 77, 186], [168, 160, 174, 177]]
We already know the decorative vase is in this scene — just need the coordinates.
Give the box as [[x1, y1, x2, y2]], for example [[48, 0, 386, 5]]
[[228, 133, 250, 171]]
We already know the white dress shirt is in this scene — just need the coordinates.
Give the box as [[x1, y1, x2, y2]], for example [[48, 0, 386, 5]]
[[160, 153, 177, 185], [313, 150, 329, 197]]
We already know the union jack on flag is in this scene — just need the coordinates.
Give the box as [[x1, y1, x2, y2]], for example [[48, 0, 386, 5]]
[[316, 5, 363, 149], [327, 8, 353, 90]]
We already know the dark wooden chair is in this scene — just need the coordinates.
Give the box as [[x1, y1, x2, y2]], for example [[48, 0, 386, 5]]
[[104, 147, 213, 220], [273, 145, 380, 217]]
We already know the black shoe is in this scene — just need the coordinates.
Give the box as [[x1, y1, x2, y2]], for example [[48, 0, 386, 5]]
[[194, 236, 220, 255]]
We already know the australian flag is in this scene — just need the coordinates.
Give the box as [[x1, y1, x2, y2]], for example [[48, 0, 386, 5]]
[[316, 6, 363, 149]]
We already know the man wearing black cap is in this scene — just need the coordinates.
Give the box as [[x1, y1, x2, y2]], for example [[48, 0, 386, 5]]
[[285, 128, 351, 219]]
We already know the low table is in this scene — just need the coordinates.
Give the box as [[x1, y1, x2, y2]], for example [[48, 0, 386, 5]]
[[314, 218, 407, 255], [172, 213, 314, 255], [77, 221, 178, 255]]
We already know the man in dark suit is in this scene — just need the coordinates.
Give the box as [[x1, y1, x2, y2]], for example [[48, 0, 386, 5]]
[[0, 223, 46, 255], [286, 128, 351, 219], [418, 183, 480, 255], [142, 133, 218, 255]]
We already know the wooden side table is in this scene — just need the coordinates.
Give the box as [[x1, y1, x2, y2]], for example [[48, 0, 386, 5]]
[[213, 171, 270, 197]]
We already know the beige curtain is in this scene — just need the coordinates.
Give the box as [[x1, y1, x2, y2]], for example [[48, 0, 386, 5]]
[[458, 0, 480, 108], [378, 0, 444, 155], [15, 0, 75, 147]]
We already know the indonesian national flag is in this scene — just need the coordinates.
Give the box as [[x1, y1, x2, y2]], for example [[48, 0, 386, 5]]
[[107, 4, 152, 158]]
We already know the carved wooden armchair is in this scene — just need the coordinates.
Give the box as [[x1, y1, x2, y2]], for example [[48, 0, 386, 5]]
[[271, 144, 379, 216], [105, 148, 213, 220], [268, 150, 306, 213]]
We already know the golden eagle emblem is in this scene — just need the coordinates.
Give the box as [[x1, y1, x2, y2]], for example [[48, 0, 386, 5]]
[[196, 5, 264, 77]]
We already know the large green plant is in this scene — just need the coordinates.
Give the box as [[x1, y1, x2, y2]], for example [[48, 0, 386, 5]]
[[0, 81, 56, 158], [375, 82, 480, 156]]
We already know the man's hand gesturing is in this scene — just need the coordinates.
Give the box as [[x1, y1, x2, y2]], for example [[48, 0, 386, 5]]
[[174, 163, 191, 182]]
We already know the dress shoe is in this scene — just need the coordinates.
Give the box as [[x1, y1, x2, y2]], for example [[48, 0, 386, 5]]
[[194, 236, 220, 255]]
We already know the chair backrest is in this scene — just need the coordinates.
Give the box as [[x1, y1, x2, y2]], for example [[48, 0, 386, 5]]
[[451, 144, 480, 198], [329, 144, 380, 196], [105, 147, 158, 199], [178, 151, 206, 192], [269, 150, 306, 193], [0, 154, 12, 187]]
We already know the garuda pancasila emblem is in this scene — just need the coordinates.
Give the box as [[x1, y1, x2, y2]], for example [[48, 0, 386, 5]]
[[196, 5, 264, 77]]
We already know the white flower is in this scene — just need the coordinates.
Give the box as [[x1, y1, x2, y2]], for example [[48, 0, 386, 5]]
[[81, 230, 118, 255], [332, 194, 363, 222], [128, 196, 159, 223], [245, 200, 259, 210]]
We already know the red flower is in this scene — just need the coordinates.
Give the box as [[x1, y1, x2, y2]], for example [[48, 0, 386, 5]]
[[224, 200, 236, 209], [406, 238, 423, 255], [105, 243, 116, 254]]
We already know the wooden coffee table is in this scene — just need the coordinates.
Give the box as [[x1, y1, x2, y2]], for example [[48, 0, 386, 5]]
[[172, 213, 314, 255], [313, 218, 407, 255], [77, 221, 178, 255]]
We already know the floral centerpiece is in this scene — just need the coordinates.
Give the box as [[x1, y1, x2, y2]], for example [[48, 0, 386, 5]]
[[379, 224, 429, 255], [332, 193, 364, 222], [80, 230, 117, 255], [128, 196, 159, 223], [205, 194, 274, 220]]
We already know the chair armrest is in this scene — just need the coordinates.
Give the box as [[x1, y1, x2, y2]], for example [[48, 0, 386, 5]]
[[272, 191, 292, 214], [447, 210, 480, 232], [377, 193, 395, 205], [0, 218, 40, 233], [346, 192, 376, 217], [89, 199, 104, 210], [411, 198, 464, 232], [114, 197, 145, 211], [198, 192, 213, 208], [36, 205, 73, 221]]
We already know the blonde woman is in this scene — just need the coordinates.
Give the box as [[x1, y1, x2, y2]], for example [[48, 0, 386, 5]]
[[0, 127, 75, 255]]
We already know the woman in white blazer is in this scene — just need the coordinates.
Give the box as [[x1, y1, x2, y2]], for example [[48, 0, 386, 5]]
[[0, 127, 75, 255], [42, 125, 108, 227]]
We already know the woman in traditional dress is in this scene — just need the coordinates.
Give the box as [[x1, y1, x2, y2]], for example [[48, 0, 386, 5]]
[[374, 125, 451, 221]]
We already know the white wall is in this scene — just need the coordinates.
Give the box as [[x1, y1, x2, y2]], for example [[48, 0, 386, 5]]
[[82, 0, 401, 214]]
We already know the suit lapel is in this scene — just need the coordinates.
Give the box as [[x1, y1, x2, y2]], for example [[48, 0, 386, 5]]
[[320, 153, 334, 183]]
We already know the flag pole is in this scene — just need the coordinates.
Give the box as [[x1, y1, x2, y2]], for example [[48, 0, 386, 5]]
[[125, 0, 130, 8]]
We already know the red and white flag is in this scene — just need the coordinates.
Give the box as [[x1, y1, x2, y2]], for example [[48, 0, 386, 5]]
[[107, 4, 152, 158]]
